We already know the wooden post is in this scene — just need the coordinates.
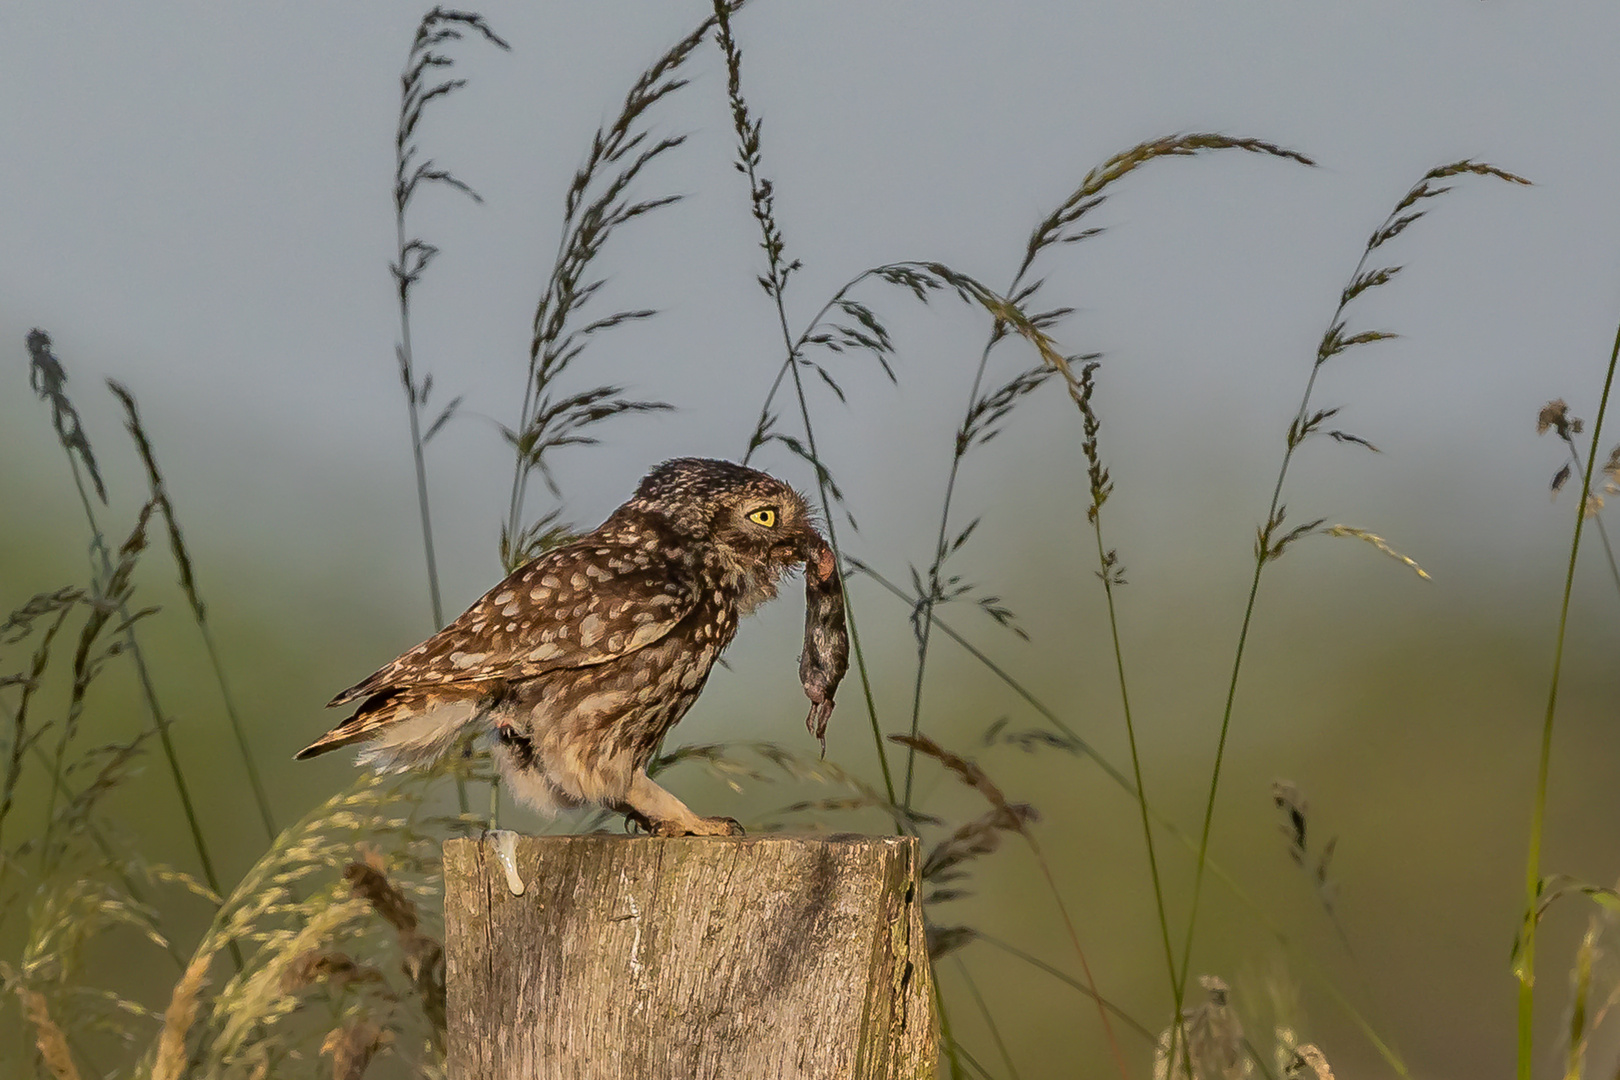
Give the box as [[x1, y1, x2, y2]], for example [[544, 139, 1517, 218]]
[[443, 833, 937, 1079]]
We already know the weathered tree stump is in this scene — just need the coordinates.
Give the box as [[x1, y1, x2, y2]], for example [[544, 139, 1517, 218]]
[[443, 833, 936, 1079]]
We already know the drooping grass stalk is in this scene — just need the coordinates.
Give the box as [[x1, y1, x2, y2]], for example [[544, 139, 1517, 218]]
[[1518, 315, 1620, 1080], [500, 16, 707, 573], [1171, 162, 1530, 1054], [716, 13, 1092, 822], [889, 143, 1313, 1070], [25, 331, 231, 916], [902, 135, 1313, 817], [107, 381, 278, 844]]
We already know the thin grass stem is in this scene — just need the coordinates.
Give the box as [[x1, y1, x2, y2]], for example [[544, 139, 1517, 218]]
[[1020, 828, 1133, 1079], [108, 381, 279, 843], [388, 11, 510, 819], [1559, 439, 1620, 597], [1172, 163, 1528, 1066], [974, 931, 1157, 1043], [935, 974, 967, 1080], [60, 455, 242, 971], [713, 1, 898, 817], [1091, 519, 1179, 1016], [1518, 314, 1620, 1079], [856, 558, 1412, 1075], [955, 959, 1023, 1080]]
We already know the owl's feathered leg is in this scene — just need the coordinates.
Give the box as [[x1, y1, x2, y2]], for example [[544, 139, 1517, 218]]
[[615, 772, 742, 837]]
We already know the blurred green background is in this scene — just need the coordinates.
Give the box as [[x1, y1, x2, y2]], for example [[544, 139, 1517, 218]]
[[5, 3, 1620, 1077]]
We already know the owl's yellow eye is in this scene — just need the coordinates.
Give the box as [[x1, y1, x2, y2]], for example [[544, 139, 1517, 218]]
[[747, 506, 778, 528]]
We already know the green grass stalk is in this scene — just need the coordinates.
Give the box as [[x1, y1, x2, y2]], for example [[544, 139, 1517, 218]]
[[1171, 163, 1527, 1067], [713, 1, 899, 815], [858, 559, 1412, 1075], [388, 10, 510, 819], [955, 959, 1023, 1080], [1557, 437, 1620, 597], [1518, 314, 1620, 1079]]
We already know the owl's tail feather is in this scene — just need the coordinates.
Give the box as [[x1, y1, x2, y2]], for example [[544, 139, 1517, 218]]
[[296, 688, 486, 770]]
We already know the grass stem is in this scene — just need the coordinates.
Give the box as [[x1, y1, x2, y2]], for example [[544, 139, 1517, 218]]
[[1518, 313, 1620, 1079]]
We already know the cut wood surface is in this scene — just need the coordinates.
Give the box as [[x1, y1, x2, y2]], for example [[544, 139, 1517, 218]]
[[444, 833, 936, 1080]]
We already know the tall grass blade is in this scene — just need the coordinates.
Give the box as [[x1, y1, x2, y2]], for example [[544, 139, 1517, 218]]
[[1518, 312, 1619, 1080], [107, 380, 279, 844], [24, 329, 239, 967], [1169, 163, 1528, 1064]]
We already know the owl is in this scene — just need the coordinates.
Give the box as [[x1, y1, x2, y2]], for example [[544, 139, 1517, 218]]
[[298, 457, 846, 837]]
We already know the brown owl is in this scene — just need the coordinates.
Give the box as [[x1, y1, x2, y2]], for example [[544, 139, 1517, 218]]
[[298, 458, 846, 836]]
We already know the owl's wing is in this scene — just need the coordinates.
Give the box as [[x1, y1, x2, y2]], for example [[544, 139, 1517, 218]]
[[329, 540, 697, 706]]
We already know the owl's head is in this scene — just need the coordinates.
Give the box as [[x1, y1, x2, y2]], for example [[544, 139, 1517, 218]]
[[631, 457, 823, 572]]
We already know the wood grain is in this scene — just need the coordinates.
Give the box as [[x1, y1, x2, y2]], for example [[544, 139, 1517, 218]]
[[444, 833, 936, 1079]]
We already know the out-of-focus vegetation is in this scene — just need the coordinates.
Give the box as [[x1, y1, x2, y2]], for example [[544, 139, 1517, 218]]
[[4, 5, 1620, 1080]]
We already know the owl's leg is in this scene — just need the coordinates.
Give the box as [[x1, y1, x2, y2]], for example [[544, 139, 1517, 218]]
[[616, 771, 742, 837]]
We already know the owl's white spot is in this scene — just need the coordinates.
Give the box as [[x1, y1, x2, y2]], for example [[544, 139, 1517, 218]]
[[502, 602, 521, 617], [593, 547, 611, 557], [578, 613, 605, 647], [679, 667, 705, 689], [712, 590, 725, 604], [468, 620, 486, 634], [449, 651, 486, 669], [642, 537, 659, 551], [584, 564, 609, 581], [505, 621, 518, 633], [632, 610, 659, 624], [574, 689, 630, 718], [529, 642, 564, 662], [541, 574, 561, 589], [606, 632, 626, 652], [571, 573, 589, 591], [530, 588, 550, 603], [626, 622, 665, 651], [555, 625, 570, 640], [493, 591, 515, 606]]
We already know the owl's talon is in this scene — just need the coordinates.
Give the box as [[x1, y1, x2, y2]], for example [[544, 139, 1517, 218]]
[[645, 815, 744, 837], [705, 816, 745, 837]]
